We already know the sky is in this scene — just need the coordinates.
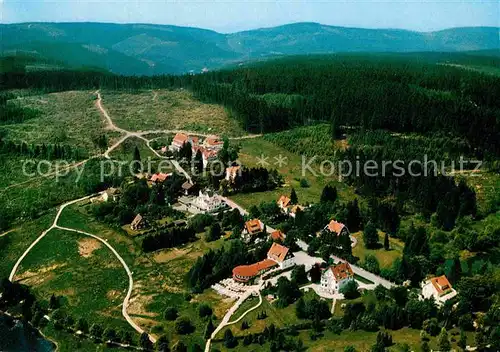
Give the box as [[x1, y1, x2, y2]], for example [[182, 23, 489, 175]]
[[1, 0, 499, 33]]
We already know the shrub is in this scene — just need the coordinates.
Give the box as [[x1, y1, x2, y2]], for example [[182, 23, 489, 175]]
[[175, 317, 194, 335], [198, 303, 213, 318], [164, 307, 178, 321]]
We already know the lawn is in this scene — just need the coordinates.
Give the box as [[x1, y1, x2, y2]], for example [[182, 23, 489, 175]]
[[352, 231, 404, 269], [101, 89, 247, 137], [3, 90, 108, 154], [230, 137, 356, 209]]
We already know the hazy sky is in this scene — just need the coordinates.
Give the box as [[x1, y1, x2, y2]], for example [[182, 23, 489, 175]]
[[2, 0, 499, 32]]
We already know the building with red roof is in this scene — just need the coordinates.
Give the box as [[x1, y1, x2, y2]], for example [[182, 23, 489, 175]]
[[232, 243, 295, 283], [270, 230, 285, 243], [421, 275, 457, 306], [150, 172, 172, 184], [320, 262, 354, 293]]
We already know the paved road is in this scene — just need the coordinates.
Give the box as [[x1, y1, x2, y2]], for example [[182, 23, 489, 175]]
[[296, 240, 394, 288]]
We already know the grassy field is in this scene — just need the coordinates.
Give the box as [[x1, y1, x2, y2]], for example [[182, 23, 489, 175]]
[[230, 137, 356, 209], [212, 326, 474, 352], [55, 201, 234, 346], [14, 228, 133, 332], [0, 211, 56, 279], [352, 231, 404, 270], [217, 290, 327, 338], [3, 90, 109, 154], [101, 89, 247, 137]]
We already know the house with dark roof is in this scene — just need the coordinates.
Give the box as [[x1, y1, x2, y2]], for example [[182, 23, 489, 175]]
[[320, 262, 354, 293], [130, 214, 146, 231], [421, 275, 457, 306]]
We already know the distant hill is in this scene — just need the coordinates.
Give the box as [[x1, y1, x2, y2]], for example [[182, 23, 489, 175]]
[[1, 22, 498, 75]]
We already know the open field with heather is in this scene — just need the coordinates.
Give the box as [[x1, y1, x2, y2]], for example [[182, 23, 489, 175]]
[[1, 90, 116, 154], [101, 89, 248, 137]]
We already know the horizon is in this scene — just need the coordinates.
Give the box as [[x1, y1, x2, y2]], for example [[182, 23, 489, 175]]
[[2, 20, 499, 34], [2, 0, 498, 33]]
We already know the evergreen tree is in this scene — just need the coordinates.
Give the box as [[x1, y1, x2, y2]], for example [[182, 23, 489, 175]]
[[156, 335, 170, 352], [164, 307, 178, 321], [132, 146, 142, 173], [205, 222, 222, 242], [320, 185, 337, 203], [384, 233, 390, 251], [290, 188, 298, 205], [363, 221, 379, 249], [103, 328, 117, 342], [179, 142, 193, 161], [224, 329, 237, 348], [295, 297, 306, 319], [140, 332, 154, 351], [204, 318, 214, 339], [438, 328, 451, 352], [446, 256, 462, 285], [49, 294, 58, 310], [193, 149, 203, 174], [346, 199, 362, 232]]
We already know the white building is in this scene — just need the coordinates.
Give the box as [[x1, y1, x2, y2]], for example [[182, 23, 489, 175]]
[[192, 190, 225, 213], [267, 242, 295, 270], [171, 133, 199, 152], [421, 275, 457, 306], [320, 262, 355, 294]]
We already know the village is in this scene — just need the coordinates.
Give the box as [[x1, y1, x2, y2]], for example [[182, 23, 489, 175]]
[[88, 130, 461, 351]]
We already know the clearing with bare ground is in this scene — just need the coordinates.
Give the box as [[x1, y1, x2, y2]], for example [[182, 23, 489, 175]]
[[78, 238, 102, 258]]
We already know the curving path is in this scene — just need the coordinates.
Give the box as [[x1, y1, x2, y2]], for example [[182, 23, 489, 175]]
[[205, 290, 262, 352], [9, 89, 262, 346], [8, 193, 156, 343]]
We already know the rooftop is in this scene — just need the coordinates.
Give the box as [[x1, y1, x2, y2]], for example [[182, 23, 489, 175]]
[[245, 219, 263, 235], [267, 242, 290, 263], [429, 275, 453, 296], [327, 220, 346, 235], [330, 262, 354, 281], [233, 259, 277, 281]]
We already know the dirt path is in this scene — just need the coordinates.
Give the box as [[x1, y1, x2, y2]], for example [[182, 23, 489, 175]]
[[8, 193, 156, 343], [0, 228, 16, 238], [205, 289, 262, 352], [8, 90, 263, 346]]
